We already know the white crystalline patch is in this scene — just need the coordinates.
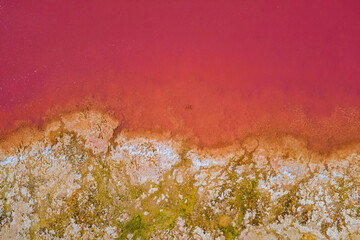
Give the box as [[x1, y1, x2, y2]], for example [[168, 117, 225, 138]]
[[41, 146, 53, 156], [20, 187, 28, 197], [282, 169, 296, 179], [74, 173, 82, 180], [111, 136, 180, 183], [0, 144, 60, 167], [149, 186, 158, 194], [235, 165, 245, 175], [317, 173, 330, 180], [193, 226, 212, 239], [194, 171, 208, 186], [327, 227, 340, 239], [273, 158, 308, 180], [105, 226, 118, 238], [192, 158, 211, 168], [176, 173, 183, 183], [332, 170, 344, 178], [293, 222, 325, 239], [186, 151, 222, 170], [0, 156, 19, 166]]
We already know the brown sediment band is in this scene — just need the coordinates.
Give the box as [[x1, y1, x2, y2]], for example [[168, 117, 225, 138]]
[[2, 106, 360, 159]]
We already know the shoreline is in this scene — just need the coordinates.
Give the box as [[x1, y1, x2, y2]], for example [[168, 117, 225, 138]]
[[1, 106, 360, 159]]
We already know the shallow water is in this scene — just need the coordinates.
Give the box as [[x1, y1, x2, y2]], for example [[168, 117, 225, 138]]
[[1, 1, 360, 152]]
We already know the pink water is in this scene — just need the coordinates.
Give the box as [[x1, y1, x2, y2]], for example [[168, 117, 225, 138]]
[[1, 0, 360, 151]]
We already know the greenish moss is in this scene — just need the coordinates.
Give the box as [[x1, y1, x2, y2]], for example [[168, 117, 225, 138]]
[[326, 176, 352, 232], [274, 184, 301, 220], [220, 225, 240, 239], [130, 186, 143, 199], [119, 214, 146, 239], [272, 177, 313, 223], [217, 155, 269, 228]]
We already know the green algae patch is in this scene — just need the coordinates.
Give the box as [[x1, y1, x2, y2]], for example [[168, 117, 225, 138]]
[[115, 162, 201, 238], [118, 214, 146, 239]]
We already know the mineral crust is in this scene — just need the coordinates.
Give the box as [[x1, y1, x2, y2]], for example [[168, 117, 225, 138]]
[[1, 110, 360, 239]]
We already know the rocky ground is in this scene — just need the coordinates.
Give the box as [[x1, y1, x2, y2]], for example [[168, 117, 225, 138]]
[[1, 110, 360, 239]]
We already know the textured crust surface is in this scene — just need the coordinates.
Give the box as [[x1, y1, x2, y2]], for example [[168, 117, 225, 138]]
[[1, 110, 360, 239]]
